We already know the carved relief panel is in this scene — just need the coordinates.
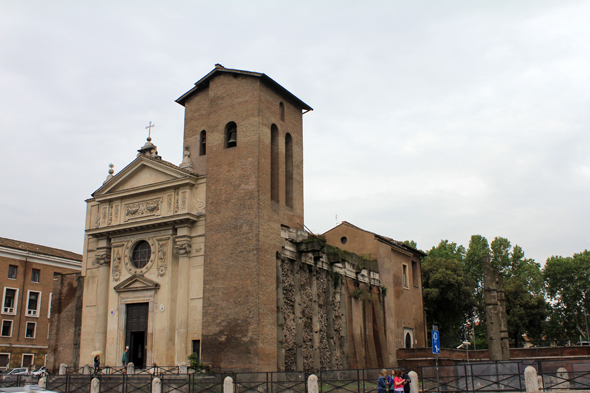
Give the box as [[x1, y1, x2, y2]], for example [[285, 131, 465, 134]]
[[123, 197, 162, 222]]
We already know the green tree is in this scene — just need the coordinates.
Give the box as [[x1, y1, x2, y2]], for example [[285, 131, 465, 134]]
[[422, 240, 476, 345], [464, 235, 490, 288], [503, 277, 548, 346], [544, 250, 590, 341]]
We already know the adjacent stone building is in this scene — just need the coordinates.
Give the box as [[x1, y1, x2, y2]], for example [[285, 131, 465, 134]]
[[323, 222, 427, 366], [0, 237, 82, 370], [76, 65, 426, 372]]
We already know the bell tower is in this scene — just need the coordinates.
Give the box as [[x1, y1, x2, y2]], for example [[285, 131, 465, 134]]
[[176, 65, 312, 371]]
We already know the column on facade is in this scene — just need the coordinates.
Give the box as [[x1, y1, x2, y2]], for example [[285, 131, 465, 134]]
[[94, 237, 111, 354], [174, 228, 192, 365]]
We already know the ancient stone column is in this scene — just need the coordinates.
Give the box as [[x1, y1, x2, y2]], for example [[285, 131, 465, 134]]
[[484, 255, 502, 360], [174, 231, 192, 365], [93, 238, 111, 355]]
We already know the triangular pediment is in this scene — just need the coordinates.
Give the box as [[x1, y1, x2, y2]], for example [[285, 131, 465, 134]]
[[93, 156, 197, 198], [114, 274, 160, 293]]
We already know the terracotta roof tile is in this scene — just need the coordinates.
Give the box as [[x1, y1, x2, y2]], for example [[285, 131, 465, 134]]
[[0, 237, 82, 261]]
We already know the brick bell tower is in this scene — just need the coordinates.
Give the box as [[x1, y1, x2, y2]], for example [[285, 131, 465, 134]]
[[176, 65, 312, 371]]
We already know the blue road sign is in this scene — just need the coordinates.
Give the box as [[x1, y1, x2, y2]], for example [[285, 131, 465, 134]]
[[432, 331, 440, 354]]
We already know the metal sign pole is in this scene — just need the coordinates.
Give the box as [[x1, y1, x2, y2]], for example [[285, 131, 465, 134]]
[[432, 326, 440, 393]]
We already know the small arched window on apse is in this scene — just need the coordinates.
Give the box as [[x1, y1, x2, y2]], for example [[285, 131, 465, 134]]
[[279, 102, 285, 121], [225, 122, 237, 148], [285, 132, 293, 207], [271, 124, 279, 202], [199, 130, 206, 156]]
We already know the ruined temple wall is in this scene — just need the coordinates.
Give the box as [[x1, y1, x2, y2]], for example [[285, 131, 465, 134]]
[[278, 232, 386, 371]]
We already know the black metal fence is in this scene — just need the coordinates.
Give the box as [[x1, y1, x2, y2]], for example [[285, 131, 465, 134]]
[[1, 360, 590, 393], [419, 358, 590, 393]]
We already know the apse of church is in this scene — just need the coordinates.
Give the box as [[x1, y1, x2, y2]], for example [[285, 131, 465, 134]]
[[79, 135, 206, 368]]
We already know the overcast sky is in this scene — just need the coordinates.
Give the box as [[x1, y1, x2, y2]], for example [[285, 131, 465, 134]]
[[1, 1, 589, 265]]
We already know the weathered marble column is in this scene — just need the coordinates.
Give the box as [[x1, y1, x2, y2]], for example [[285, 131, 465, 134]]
[[94, 238, 111, 355], [174, 231, 192, 365]]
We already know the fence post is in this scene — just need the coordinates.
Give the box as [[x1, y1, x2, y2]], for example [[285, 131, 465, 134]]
[[39, 376, 47, 389], [525, 366, 539, 393], [153, 377, 162, 393], [409, 371, 419, 393], [308, 374, 319, 393], [59, 364, 67, 375], [179, 362, 188, 374], [83, 364, 91, 375], [91, 377, 100, 393], [556, 367, 569, 390], [127, 362, 135, 375], [224, 376, 234, 393]]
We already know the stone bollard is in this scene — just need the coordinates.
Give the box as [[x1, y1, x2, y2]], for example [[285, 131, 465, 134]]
[[308, 374, 319, 393], [179, 362, 188, 374], [39, 376, 47, 389], [409, 371, 419, 393], [91, 378, 100, 393], [556, 367, 569, 390], [127, 362, 135, 375], [525, 366, 539, 393], [537, 375, 544, 392], [152, 377, 162, 393], [59, 364, 67, 375], [224, 376, 234, 393], [83, 364, 91, 375]]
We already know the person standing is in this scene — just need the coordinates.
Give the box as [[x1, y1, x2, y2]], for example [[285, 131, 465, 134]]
[[388, 370, 395, 393], [122, 346, 129, 366], [93, 355, 100, 375], [401, 368, 412, 393], [393, 370, 404, 393], [378, 369, 388, 393]]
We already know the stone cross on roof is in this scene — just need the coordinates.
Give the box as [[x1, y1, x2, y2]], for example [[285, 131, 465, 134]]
[[145, 121, 155, 141]]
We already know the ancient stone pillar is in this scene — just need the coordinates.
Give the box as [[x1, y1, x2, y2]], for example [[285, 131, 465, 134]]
[[93, 238, 111, 355], [484, 255, 502, 360], [59, 364, 67, 375], [174, 231, 192, 365], [127, 362, 135, 375]]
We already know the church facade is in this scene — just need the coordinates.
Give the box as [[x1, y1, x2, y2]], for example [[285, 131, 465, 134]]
[[76, 65, 426, 372]]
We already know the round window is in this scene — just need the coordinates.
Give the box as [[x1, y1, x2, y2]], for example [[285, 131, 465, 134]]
[[131, 241, 151, 269], [341, 237, 348, 244]]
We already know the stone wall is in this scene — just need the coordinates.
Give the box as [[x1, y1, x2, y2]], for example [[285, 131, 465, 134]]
[[278, 230, 386, 371]]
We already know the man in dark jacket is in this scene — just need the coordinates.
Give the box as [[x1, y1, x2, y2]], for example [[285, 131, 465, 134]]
[[401, 368, 411, 393]]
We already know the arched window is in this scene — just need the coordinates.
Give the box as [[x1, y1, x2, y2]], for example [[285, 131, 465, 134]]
[[199, 130, 206, 156], [285, 133, 293, 207], [405, 333, 412, 349], [271, 124, 279, 202], [279, 102, 285, 121], [225, 122, 237, 148]]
